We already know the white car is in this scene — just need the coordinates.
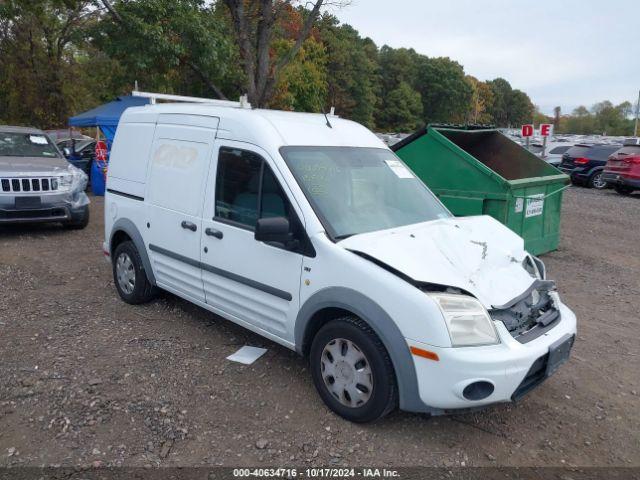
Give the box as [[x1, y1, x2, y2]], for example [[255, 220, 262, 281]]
[[103, 103, 576, 422], [538, 142, 573, 167]]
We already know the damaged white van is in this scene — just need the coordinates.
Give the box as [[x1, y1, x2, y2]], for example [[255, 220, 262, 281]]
[[104, 102, 576, 422]]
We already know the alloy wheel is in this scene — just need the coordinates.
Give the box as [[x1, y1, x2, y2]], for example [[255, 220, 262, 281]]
[[592, 173, 607, 189]]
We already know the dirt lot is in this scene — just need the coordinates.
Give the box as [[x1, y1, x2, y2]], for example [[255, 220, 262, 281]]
[[0, 187, 639, 469]]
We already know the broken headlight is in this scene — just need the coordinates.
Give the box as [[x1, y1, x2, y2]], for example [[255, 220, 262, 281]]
[[428, 293, 499, 347], [58, 165, 88, 192], [523, 255, 545, 280]]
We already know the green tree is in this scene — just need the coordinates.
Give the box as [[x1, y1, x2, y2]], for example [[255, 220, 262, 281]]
[[220, 0, 342, 107], [375, 46, 422, 129], [509, 89, 535, 126], [532, 106, 550, 126], [318, 17, 379, 128], [486, 78, 534, 127], [414, 56, 472, 124], [466, 76, 494, 124], [558, 102, 634, 135], [562, 106, 596, 134], [270, 37, 327, 112], [553, 106, 561, 130], [378, 81, 422, 132], [0, 0, 101, 128], [97, 0, 238, 99], [592, 100, 633, 135], [486, 78, 512, 126]]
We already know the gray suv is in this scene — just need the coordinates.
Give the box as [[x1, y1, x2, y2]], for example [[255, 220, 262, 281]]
[[0, 126, 90, 228]]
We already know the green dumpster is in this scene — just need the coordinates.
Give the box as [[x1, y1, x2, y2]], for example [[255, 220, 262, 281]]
[[391, 126, 570, 255]]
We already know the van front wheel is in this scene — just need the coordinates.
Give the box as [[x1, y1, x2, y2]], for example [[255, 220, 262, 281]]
[[112, 241, 156, 305], [310, 316, 398, 423]]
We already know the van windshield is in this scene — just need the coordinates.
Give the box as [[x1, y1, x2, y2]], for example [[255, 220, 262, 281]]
[[280, 146, 451, 239]]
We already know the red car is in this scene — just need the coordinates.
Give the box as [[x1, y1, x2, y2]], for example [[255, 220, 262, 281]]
[[602, 139, 640, 195]]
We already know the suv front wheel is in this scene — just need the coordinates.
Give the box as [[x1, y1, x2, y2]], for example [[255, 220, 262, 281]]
[[310, 316, 398, 423], [112, 241, 156, 304], [63, 205, 90, 230]]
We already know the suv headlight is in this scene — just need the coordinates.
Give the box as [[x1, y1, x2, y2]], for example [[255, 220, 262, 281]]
[[59, 165, 87, 192], [428, 293, 499, 347]]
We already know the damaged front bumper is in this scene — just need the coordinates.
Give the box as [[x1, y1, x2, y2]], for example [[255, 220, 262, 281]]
[[0, 191, 89, 224], [406, 299, 576, 414]]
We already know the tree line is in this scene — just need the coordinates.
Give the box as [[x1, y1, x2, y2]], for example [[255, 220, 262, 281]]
[[0, 0, 635, 136], [550, 102, 637, 137]]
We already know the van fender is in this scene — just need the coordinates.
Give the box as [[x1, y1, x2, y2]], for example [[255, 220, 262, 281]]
[[295, 287, 428, 413], [110, 218, 156, 285]]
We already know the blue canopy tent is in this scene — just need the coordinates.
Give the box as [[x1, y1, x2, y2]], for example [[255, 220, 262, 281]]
[[69, 95, 150, 194]]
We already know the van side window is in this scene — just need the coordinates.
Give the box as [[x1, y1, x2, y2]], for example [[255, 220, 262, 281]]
[[260, 165, 288, 220], [214, 147, 290, 228]]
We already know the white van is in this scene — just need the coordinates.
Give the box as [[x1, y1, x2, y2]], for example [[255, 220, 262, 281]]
[[104, 103, 576, 422]]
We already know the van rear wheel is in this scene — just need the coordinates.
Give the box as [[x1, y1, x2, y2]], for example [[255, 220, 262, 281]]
[[309, 316, 398, 423], [112, 241, 156, 305]]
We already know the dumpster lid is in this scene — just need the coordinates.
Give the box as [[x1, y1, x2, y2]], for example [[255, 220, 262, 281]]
[[390, 124, 496, 152]]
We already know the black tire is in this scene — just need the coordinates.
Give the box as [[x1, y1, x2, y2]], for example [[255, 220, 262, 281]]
[[309, 316, 398, 423], [588, 171, 607, 189], [63, 206, 89, 230], [112, 240, 156, 305], [614, 185, 634, 195]]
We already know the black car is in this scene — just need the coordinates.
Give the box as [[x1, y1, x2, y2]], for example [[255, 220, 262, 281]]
[[558, 143, 622, 189], [57, 138, 96, 177]]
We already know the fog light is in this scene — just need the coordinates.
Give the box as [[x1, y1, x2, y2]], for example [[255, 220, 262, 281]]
[[463, 381, 494, 400]]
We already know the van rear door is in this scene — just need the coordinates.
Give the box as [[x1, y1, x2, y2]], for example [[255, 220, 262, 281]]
[[145, 115, 219, 302]]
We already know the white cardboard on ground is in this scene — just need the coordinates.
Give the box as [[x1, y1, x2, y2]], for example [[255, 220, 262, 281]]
[[226, 346, 267, 365]]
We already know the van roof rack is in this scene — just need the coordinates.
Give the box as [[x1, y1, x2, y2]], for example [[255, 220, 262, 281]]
[[132, 90, 251, 109]]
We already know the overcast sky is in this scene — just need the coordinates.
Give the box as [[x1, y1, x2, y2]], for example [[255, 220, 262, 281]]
[[335, 0, 640, 115]]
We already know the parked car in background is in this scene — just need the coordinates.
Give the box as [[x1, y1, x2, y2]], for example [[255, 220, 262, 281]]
[[602, 138, 640, 195], [539, 144, 573, 167], [558, 143, 622, 189], [45, 129, 91, 144], [525, 142, 572, 167], [0, 125, 90, 228], [57, 138, 96, 177]]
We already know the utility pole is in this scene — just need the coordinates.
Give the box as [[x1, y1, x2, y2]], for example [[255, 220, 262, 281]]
[[635, 89, 640, 138]]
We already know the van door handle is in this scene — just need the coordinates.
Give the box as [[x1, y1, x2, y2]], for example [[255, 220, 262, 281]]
[[181, 220, 197, 232], [205, 227, 223, 239]]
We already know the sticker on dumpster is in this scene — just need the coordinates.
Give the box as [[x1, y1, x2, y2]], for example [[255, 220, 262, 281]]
[[515, 198, 524, 213], [525, 195, 544, 217], [385, 159, 414, 178]]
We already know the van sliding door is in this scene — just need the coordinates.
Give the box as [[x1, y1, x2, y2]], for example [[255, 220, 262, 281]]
[[144, 115, 219, 302]]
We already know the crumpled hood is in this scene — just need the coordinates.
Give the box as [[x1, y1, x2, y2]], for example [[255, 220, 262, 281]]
[[339, 216, 537, 307], [0, 155, 70, 175]]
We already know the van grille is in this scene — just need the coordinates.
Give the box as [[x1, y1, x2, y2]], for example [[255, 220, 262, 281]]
[[0, 177, 59, 193]]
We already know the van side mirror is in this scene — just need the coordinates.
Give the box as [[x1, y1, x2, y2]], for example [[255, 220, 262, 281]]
[[62, 147, 71, 157], [255, 217, 291, 245]]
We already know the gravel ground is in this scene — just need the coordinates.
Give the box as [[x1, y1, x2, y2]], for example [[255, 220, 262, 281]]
[[0, 186, 638, 468]]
